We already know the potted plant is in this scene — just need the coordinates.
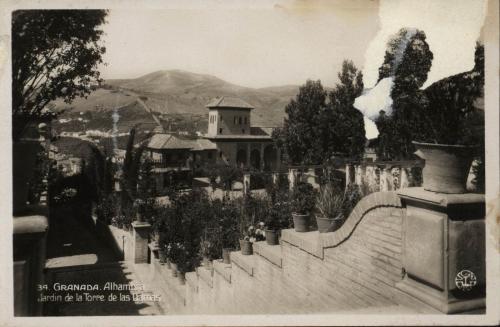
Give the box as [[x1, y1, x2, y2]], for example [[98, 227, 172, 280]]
[[157, 242, 167, 264], [291, 182, 317, 232], [218, 199, 239, 263], [239, 224, 265, 255], [168, 242, 184, 277], [264, 192, 291, 245], [133, 199, 145, 222], [315, 184, 345, 233]]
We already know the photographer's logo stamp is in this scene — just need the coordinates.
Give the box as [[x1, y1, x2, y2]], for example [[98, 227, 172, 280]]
[[455, 270, 477, 291]]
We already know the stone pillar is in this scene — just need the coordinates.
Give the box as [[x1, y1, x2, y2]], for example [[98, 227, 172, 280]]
[[396, 188, 485, 313], [345, 164, 352, 189], [355, 165, 364, 186], [246, 143, 251, 168], [243, 173, 251, 195], [272, 172, 279, 185], [306, 168, 316, 188], [379, 167, 389, 191], [132, 221, 151, 264], [276, 148, 282, 171], [288, 168, 298, 190], [400, 167, 409, 189], [260, 143, 265, 171]]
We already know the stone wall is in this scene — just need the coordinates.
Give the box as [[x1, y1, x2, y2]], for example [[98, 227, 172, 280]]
[[95, 221, 134, 262], [147, 191, 438, 314]]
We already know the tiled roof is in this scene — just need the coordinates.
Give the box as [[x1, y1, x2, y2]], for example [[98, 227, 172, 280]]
[[206, 96, 254, 109], [192, 139, 217, 151], [250, 126, 273, 136], [204, 134, 272, 140], [147, 134, 196, 150]]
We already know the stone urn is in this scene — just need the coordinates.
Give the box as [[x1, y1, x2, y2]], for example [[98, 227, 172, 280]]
[[413, 142, 475, 194]]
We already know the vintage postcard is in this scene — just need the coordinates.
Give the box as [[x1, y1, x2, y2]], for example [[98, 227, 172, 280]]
[[1, 0, 499, 326]]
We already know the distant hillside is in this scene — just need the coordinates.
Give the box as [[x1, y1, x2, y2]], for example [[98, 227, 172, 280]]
[[69, 70, 298, 125]]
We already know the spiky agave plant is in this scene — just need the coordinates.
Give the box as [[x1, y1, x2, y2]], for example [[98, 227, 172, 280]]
[[315, 184, 344, 219]]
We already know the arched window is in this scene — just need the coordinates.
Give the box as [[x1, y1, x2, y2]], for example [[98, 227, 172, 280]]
[[239, 117, 242, 125]]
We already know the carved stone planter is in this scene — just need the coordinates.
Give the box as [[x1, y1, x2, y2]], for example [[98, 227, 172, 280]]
[[413, 142, 475, 194]]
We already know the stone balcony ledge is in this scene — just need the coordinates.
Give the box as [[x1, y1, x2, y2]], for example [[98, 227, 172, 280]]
[[213, 260, 232, 283], [280, 229, 323, 258], [398, 187, 485, 207], [281, 192, 405, 259], [230, 251, 255, 276], [253, 241, 283, 267], [13, 214, 49, 235]]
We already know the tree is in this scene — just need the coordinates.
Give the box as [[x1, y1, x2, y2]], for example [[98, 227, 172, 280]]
[[12, 10, 107, 140], [321, 60, 366, 160], [273, 80, 327, 165], [374, 28, 434, 160], [273, 64, 366, 165]]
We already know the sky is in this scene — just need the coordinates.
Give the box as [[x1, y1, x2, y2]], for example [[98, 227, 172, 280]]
[[99, 0, 380, 88], [99, 0, 487, 139]]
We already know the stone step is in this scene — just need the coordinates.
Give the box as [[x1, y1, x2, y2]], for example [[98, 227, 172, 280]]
[[196, 266, 214, 288], [230, 251, 255, 276], [213, 260, 232, 283], [253, 241, 283, 268]]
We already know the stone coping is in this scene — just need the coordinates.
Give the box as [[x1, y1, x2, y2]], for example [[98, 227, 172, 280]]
[[131, 221, 151, 228], [13, 214, 49, 234], [398, 187, 485, 207], [282, 191, 404, 259], [281, 229, 323, 258], [213, 260, 232, 283], [253, 241, 283, 268], [230, 251, 255, 276], [196, 266, 214, 288]]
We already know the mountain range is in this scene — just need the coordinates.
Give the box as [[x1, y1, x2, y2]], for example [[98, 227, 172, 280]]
[[54, 70, 301, 130]]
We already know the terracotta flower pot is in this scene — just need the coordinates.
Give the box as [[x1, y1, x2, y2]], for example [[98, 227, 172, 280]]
[[177, 272, 186, 285], [239, 239, 253, 255], [292, 213, 310, 232], [316, 216, 343, 233], [413, 142, 475, 194], [159, 249, 167, 264], [171, 263, 178, 277], [265, 229, 279, 245], [222, 248, 232, 264]]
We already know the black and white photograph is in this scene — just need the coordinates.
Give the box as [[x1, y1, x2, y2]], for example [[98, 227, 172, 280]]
[[2, 0, 499, 325]]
